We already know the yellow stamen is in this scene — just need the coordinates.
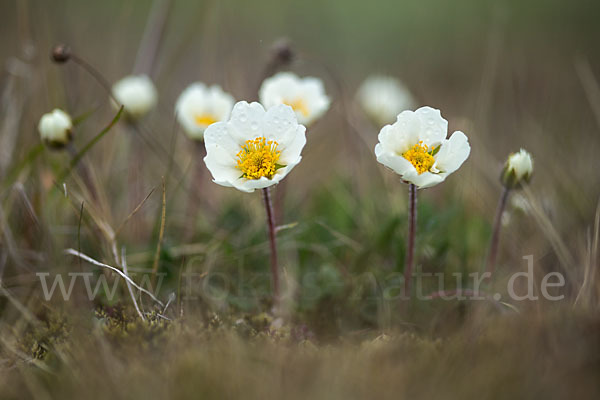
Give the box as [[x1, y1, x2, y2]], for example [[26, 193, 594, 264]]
[[402, 141, 436, 174], [236, 137, 282, 180], [284, 98, 309, 117], [194, 114, 218, 126]]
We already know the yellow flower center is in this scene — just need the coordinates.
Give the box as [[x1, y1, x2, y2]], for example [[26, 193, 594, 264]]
[[284, 98, 309, 117], [194, 114, 218, 126], [402, 141, 436, 175], [236, 137, 282, 180]]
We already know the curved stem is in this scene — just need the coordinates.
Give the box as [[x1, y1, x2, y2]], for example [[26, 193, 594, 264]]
[[262, 187, 280, 305], [69, 54, 119, 105], [486, 186, 510, 275], [404, 183, 417, 297]]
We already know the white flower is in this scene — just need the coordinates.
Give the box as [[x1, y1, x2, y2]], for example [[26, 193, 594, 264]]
[[502, 149, 533, 187], [357, 75, 415, 126], [374, 106, 470, 189], [175, 83, 234, 140], [111, 75, 157, 119], [203, 101, 306, 193], [259, 72, 330, 126], [38, 109, 73, 148]]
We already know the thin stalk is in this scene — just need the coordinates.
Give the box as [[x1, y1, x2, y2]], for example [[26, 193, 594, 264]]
[[262, 187, 280, 305], [486, 186, 510, 275], [404, 183, 417, 296], [69, 53, 119, 105]]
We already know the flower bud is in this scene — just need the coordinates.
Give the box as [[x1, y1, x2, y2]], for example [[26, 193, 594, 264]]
[[51, 44, 71, 63], [501, 149, 533, 189], [38, 109, 73, 149], [270, 38, 294, 66], [111, 75, 158, 119]]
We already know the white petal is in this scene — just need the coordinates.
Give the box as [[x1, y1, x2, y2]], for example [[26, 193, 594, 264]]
[[278, 126, 306, 166], [203, 147, 240, 184], [262, 104, 300, 146], [377, 111, 420, 154], [403, 170, 446, 189], [203, 122, 240, 160], [414, 106, 448, 146], [259, 72, 329, 126], [232, 176, 280, 193], [375, 150, 416, 176], [228, 101, 267, 143], [433, 131, 470, 174]]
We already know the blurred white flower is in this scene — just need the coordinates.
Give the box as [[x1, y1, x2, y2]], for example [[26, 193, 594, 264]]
[[357, 75, 415, 126], [502, 149, 533, 188], [175, 83, 234, 140], [259, 72, 330, 126], [374, 106, 470, 189], [38, 109, 73, 148], [112, 75, 157, 119], [203, 101, 306, 193]]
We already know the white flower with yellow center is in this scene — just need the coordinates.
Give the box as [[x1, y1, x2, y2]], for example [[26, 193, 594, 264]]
[[203, 101, 306, 193], [357, 75, 415, 126], [259, 72, 330, 126], [38, 109, 73, 148], [111, 75, 157, 119], [374, 106, 470, 188], [175, 83, 235, 140]]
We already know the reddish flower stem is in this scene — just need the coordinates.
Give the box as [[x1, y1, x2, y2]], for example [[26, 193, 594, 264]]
[[405, 183, 417, 297], [262, 187, 280, 305]]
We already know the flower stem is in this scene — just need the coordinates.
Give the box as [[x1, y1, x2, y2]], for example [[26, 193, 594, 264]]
[[486, 186, 511, 275], [405, 183, 417, 297], [262, 187, 280, 305]]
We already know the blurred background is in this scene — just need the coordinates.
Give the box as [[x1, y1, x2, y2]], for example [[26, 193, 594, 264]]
[[1, 0, 599, 322], [1, 0, 600, 398]]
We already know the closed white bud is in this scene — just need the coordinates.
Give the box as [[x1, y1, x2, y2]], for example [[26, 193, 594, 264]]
[[38, 109, 73, 148], [501, 149, 533, 188], [112, 75, 157, 119]]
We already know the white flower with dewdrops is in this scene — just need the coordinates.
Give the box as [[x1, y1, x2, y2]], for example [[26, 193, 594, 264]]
[[38, 109, 73, 148], [374, 106, 470, 189], [502, 149, 533, 188], [175, 83, 234, 140], [259, 72, 330, 126], [111, 75, 157, 119], [203, 101, 306, 193], [357, 75, 415, 126]]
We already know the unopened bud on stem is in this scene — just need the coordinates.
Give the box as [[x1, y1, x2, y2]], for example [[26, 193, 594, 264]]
[[38, 109, 73, 149], [270, 38, 294, 66], [501, 149, 533, 189], [51, 44, 71, 63]]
